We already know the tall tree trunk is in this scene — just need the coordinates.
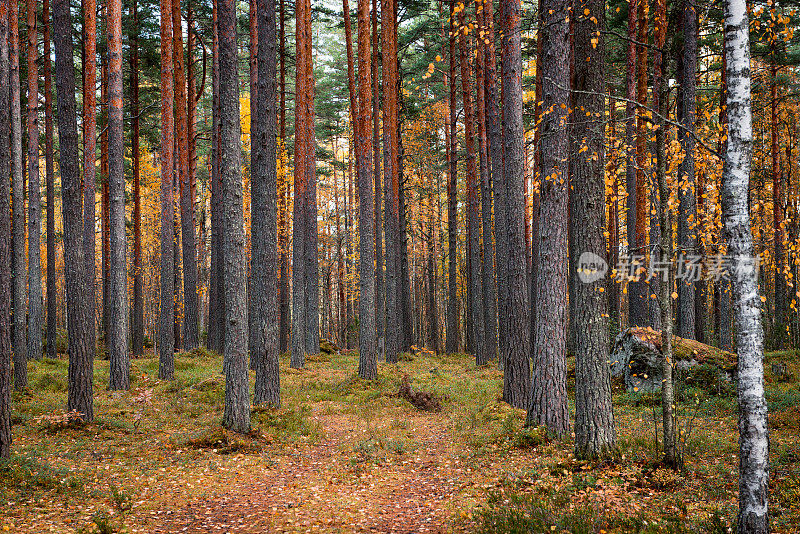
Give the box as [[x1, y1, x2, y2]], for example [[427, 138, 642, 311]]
[[677, 0, 697, 339], [771, 64, 786, 347], [476, 2, 497, 362], [382, 0, 400, 363], [372, 0, 384, 359], [722, 3, 769, 531], [624, 0, 646, 327], [445, 0, 459, 354], [608, 100, 620, 333], [173, 0, 199, 350], [356, 0, 376, 378], [54, 0, 94, 420], [248, 0, 259, 368], [84, 0, 97, 359], [278, 0, 289, 354], [100, 7, 109, 349], [10, 0, 26, 389], [653, 0, 678, 468], [716, 45, 733, 352], [252, 0, 280, 405], [43, 0, 57, 360], [500, 0, 530, 409], [344, 0, 356, 349], [208, 1, 224, 354], [26, 0, 42, 362], [108, 0, 128, 390], [292, 0, 315, 367], [219, 0, 250, 433], [526, 0, 569, 437], [0, 0, 13, 456], [131, 0, 144, 357], [571, 0, 616, 460], [159, 0, 175, 379], [459, 5, 486, 365], [484, 0, 504, 364]]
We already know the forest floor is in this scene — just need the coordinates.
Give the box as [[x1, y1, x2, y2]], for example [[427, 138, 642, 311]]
[[2, 344, 800, 533]]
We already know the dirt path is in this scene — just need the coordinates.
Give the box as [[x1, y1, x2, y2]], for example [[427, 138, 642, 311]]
[[145, 413, 469, 533]]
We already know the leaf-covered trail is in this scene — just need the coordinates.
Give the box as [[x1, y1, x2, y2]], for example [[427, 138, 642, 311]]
[[148, 411, 469, 533]]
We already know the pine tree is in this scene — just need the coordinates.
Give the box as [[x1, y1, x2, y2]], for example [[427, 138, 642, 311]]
[[26, 0, 42, 363], [252, 0, 280, 406], [526, 0, 569, 437], [159, 0, 176, 379], [108, 0, 129, 390], [220, 0, 251, 432], [54, 0, 94, 420]]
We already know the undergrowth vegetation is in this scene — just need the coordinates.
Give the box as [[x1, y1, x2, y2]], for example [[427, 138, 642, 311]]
[[1, 347, 799, 532]]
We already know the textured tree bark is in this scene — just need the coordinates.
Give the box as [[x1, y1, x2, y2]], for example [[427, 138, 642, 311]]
[[624, 0, 646, 327], [101, 41, 110, 347], [356, 0, 376, 378], [209, 2, 224, 355], [26, 0, 42, 362], [159, 0, 175, 379], [382, 0, 400, 363], [571, 0, 616, 460], [0, 0, 13, 456], [173, 0, 199, 351], [653, 0, 678, 468], [476, 3, 497, 363], [483, 0, 504, 364], [677, 0, 697, 340], [248, 0, 259, 370], [771, 64, 786, 347], [108, 0, 128, 390], [608, 100, 621, 333], [219, 0, 250, 433], [292, 0, 316, 367], [43, 0, 57, 360], [459, 6, 486, 365], [722, 2, 769, 531], [131, 0, 144, 357], [83, 0, 98, 360], [716, 46, 733, 352], [10, 0, 26, 389], [500, 0, 530, 409], [278, 0, 290, 355], [252, 0, 280, 405], [54, 0, 94, 420], [526, 0, 569, 437], [343, 0, 356, 350], [372, 0, 384, 359], [446, 0, 459, 355]]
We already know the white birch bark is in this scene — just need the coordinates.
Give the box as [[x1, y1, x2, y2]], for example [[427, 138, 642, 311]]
[[722, 2, 769, 531]]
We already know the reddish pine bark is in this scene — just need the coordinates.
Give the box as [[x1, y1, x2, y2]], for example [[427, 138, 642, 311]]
[[382, 0, 401, 363], [174, 0, 200, 350], [459, 5, 486, 365], [132, 0, 144, 357], [83, 0, 97, 359], [43, 0, 57, 360], [356, 0, 376, 378], [27, 0, 42, 362], [159, 0, 175, 378], [446, 0, 459, 354]]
